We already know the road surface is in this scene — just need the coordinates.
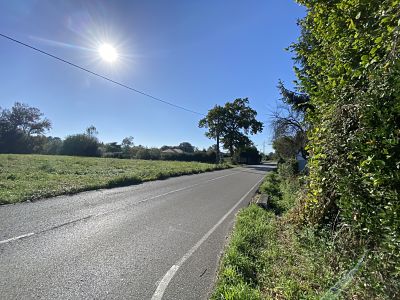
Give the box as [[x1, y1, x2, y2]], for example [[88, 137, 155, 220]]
[[0, 164, 273, 299]]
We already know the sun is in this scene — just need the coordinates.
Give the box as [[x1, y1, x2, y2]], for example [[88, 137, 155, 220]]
[[98, 43, 118, 62]]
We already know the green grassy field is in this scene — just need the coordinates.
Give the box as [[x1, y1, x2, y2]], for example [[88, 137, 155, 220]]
[[0, 154, 229, 204]]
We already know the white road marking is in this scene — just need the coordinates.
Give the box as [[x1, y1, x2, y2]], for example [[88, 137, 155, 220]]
[[151, 177, 264, 300], [0, 170, 243, 246], [0, 232, 35, 245]]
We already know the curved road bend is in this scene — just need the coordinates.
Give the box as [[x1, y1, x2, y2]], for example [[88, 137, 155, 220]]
[[0, 164, 274, 299]]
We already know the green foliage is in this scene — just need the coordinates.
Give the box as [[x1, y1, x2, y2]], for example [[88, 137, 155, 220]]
[[121, 136, 134, 148], [85, 125, 98, 137], [103, 142, 122, 153], [4, 102, 51, 135], [277, 80, 313, 112], [259, 172, 281, 197], [263, 151, 278, 161], [61, 134, 100, 157], [177, 142, 195, 153], [212, 205, 273, 300], [263, 1, 400, 297], [135, 147, 161, 160], [41, 137, 63, 155], [278, 159, 299, 178], [259, 163, 300, 214], [232, 146, 261, 164], [199, 98, 263, 155], [160, 150, 217, 163], [0, 154, 229, 204], [272, 136, 301, 160], [0, 102, 51, 154], [292, 0, 400, 267], [271, 82, 309, 160], [213, 167, 399, 299]]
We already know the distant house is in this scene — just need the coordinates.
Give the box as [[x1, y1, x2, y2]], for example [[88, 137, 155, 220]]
[[161, 148, 184, 154]]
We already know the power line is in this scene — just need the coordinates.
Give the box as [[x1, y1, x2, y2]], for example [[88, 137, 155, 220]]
[[0, 32, 205, 116]]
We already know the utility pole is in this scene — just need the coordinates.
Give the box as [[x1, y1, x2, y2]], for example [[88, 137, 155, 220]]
[[216, 117, 220, 164]]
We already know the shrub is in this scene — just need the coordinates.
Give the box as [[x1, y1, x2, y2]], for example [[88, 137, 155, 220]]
[[293, 0, 400, 245], [42, 137, 63, 155], [160, 151, 216, 163], [61, 134, 100, 157], [136, 148, 151, 160]]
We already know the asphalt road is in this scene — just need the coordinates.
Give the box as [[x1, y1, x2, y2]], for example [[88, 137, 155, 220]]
[[0, 164, 274, 300]]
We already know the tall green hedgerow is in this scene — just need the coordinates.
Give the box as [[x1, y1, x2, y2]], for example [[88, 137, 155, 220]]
[[292, 0, 400, 284]]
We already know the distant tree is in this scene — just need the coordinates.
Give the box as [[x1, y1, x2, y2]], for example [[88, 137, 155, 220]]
[[272, 136, 299, 160], [160, 145, 170, 151], [42, 137, 63, 155], [207, 144, 218, 153], [199, 98, 263, 156], [0, 102, 51, 153], [148, 148, 161, 160], [122, 136, 134, 148], [104, 142, 122, 153], [85, 125, 98, 137], [136, 148, 151, 160], [7, 102, 51, 136], [57, 125, 100, 156], [61, 130, 99, 157], [31, 135, 48, 153], [265, 151, 278, 161], [270, 82, 310, 159], [178, 142, 194, 153], [233, 146, 261, 164], [0, 118, 27, 153]]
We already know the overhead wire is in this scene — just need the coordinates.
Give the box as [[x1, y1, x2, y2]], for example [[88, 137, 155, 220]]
[[0, 32, 205, 116]]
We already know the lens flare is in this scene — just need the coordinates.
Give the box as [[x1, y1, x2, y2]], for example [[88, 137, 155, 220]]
[[98, 43, 118, 62]]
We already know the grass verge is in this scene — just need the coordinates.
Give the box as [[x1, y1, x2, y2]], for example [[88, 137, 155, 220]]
[[212, 166, 398, 299], [0, 154, 230, 204]]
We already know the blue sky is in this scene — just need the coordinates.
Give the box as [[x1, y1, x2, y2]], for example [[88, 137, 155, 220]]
[[0, 0, 305, 153]]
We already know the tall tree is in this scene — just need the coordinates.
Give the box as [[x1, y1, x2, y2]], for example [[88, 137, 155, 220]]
[[1, 102, 51, 136], [85, 125, 98, 137], [199, 98, 263, 156], [0, 102, 51, 153], [122, 136, 134, 148]]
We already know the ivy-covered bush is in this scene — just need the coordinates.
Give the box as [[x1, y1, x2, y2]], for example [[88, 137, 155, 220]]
[[292, 0, 400, 282]]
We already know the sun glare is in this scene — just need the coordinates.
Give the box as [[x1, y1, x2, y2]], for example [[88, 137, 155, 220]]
[[98, 43, 118, 62]]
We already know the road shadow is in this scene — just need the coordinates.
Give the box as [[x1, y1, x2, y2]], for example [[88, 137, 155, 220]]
[[234, 163, 277, 175]]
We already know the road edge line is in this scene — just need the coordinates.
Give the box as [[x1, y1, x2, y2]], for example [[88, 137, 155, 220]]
[[151, 176, 265, 300]]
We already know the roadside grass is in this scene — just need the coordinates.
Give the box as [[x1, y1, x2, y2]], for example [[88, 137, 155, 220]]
[[212, 204, 273, 299], [0, 154, 230, 204], [212, 167, 390, 300]]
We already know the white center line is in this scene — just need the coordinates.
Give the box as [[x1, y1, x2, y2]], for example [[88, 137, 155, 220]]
[[151, 176, 265, 300]]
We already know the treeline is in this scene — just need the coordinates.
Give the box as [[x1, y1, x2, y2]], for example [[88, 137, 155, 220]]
[[1, 102, 267, 164], [0, 103, 217, 163]]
